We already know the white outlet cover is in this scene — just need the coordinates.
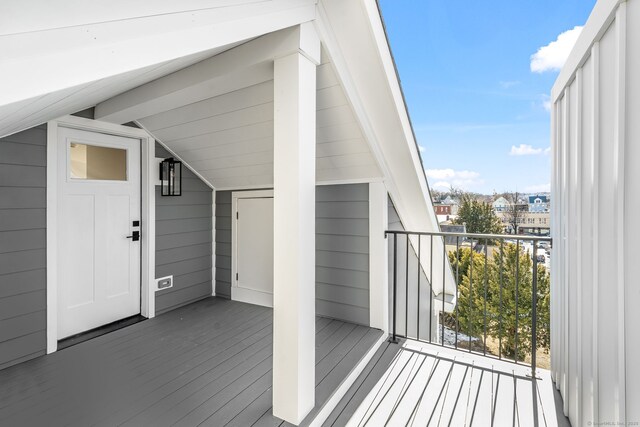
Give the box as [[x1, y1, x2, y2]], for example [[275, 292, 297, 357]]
[[156, 275, 173, 291]]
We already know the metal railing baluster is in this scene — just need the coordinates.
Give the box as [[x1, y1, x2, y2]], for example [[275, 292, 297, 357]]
[[383, 230, 551, 372], [531, 238, 538, 378], [429, 234, 433, 343], [468, 237, 473, 353], [499, 239, 504, 360], [405, 235, 409, 338], [391, 233, 398, 343], [455, 236, 460, 350], [483, 238, 488, 356], [442, 237, 446, 346], [417, 236, 421, 341], [515, 238, 520, 363]]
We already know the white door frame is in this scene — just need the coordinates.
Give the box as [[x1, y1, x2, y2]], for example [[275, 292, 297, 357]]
[[46, 115, 157, 354], [231, 189, 274, 306]]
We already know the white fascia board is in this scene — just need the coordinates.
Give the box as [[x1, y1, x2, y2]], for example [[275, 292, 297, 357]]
[[95, 24, 320, 124], [316, 0, 454, 296], [0, 2, 316, 109], [551, 0, 622, 102]]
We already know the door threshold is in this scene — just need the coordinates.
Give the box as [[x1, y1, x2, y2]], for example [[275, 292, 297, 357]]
[[57, 314, 146, 351]]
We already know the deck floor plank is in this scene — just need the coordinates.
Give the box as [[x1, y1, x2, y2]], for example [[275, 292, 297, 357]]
[[0, 297, 382, 427], [322, 342, 401, 427], [3, 300, 266, 424], [326, 340, 570, 427]]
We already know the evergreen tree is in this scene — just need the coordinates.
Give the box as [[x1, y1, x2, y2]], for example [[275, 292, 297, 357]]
[[454, 194, 503, 235], [447, 243, 551, 361]]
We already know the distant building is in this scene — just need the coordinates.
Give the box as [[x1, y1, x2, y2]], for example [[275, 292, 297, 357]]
[[492, 196, 510, 212], [442, 196, 459, 215], [495, 211, 550, 235], [440, 223, 466, 245], [434, 204, 451, 216], [527, 194, 549, 213]]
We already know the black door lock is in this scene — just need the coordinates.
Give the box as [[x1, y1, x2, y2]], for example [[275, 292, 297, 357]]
[[126, 231, 140, 241]]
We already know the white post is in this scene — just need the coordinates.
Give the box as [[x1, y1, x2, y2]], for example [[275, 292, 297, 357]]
[[369, 182, 389, 333], [272, 43, 318, 423]]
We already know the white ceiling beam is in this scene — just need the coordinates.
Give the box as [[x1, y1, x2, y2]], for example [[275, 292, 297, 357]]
[[95, 23, 321, 124]]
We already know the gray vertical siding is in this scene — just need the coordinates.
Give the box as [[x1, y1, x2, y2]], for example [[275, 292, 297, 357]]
[[215, 184, 370, 325], [0, 125, 47, 370], [155, 144, 213, 314], [316, 184, 369, 325], [388, 197, 437, 341]]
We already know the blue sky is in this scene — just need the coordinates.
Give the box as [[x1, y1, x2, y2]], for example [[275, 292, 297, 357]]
[[378, 0, 596, 194]]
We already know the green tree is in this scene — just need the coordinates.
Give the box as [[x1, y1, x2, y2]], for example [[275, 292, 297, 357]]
[[447, 243, 551, 361], [448, 248, 490, 346], [453, 194, 503, 235]]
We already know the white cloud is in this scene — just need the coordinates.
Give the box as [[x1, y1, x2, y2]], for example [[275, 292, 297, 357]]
[[419, 145, 426, 152], [425, 168, 483, 190], [524, 183, 551, 193], [510, 144, 544, 156], [499, 80, 520, 89], [541, 94, 551, 112], [531, 26, 583, 73], [544, 147, 551, 155]]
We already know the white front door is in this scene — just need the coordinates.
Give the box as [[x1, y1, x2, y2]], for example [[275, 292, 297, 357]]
[[57, 127, 141, 339], [232, 195, 274, 307]]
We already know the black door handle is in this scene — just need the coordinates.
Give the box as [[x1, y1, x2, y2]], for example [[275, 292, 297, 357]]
[[126, 231, 140, 241]]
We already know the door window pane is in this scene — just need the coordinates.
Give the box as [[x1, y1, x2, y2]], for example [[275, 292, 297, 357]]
[[70, 143, 127, 181]]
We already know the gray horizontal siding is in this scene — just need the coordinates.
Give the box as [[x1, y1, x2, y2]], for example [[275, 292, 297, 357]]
[[214, 190, 232, 298], [316, 184, 369, 325], [155, 144, 212, 314], [0, 125, 47, 370], [215, 184, 371, 325]]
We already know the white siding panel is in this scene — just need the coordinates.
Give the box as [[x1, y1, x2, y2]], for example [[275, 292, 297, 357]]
[[625, 1, 640, 423], [151, 102, 274, 142], [179, 137, 273, 161], [567, 78, 579, 424], [596, 24, 618, 423], [551, 2, 640, 424], [169, 123, 274, 152], [316, 139, 370, 157], [317, 121, 364, 143], [316, 166, 381, 183], [316, 105, 354, 128], [141, 81, 275, 132], [316, 84, 348, 110], [139, 54, 380, 189], [579, 53, 595, 426], [187, 150, 272, 171], [317, 63, 339, 89]]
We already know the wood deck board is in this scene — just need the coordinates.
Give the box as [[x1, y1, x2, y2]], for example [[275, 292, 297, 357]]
[[322, 342, 401, 427], [326, 339, 571, 427], [0, 297, 383, 427], [0, 299, 262, 420]]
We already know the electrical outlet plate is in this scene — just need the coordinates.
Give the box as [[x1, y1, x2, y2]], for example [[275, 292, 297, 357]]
[[156, 275, 173, 291]]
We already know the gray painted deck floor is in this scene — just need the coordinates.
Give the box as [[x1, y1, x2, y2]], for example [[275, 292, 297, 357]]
[[0, 297, 382, 427], [325, 340, 571, 427]]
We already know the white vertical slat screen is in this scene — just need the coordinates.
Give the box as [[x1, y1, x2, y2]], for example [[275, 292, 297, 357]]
[[550, 1, 639, 425]]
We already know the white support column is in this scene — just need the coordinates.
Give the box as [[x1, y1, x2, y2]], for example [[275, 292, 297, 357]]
[[272, 26, 319, 424], [369, 182, 389, 333]]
